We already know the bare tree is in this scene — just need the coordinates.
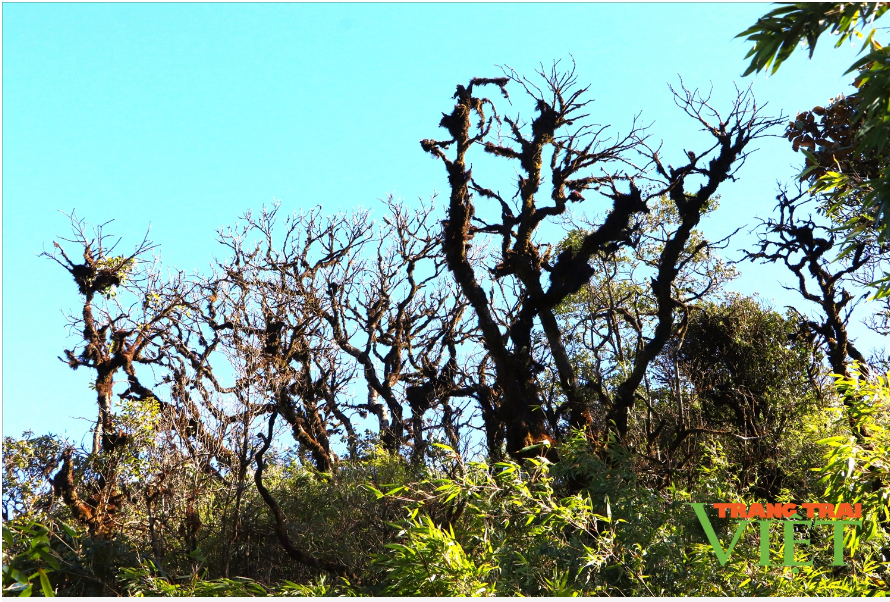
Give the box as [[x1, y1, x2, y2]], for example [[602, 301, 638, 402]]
[[744, 189, 873, 378], [322, 196, 479, 460], [41, 214, 196, 537], [212, 204, 368, 472], [422, 63, 781, 452], [43, 214, 256, 558]]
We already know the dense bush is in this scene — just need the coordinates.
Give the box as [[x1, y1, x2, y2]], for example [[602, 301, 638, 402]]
[[4, 373, 888, 595]]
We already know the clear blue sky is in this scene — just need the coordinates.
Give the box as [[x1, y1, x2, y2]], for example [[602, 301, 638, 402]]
[[1, 3, 878, 442]]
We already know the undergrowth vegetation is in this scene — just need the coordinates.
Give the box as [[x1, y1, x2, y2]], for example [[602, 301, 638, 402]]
[[4, 371, 888, 595]]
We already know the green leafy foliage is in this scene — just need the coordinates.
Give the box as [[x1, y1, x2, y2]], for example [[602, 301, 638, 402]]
[[364, 418, 889, 596], [3, 433, 66, 522], [369, 449, 614, 596], [818, 366, 890, 557], [376, 511, 495, 596], [2, 518, 143, 596], [739, 2, 890, 295], [5, 382, 888, 596], [737, 3, 888, 76]]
